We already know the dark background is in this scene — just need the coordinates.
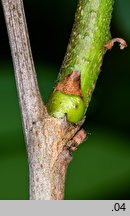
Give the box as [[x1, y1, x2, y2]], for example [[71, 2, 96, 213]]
[[0, 0, 130, 200]]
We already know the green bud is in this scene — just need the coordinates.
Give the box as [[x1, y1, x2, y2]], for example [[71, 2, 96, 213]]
[[47, 91, 85, 123]]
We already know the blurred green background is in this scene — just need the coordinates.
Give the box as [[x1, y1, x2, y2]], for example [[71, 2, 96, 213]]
[[0, 0, 130, 200]]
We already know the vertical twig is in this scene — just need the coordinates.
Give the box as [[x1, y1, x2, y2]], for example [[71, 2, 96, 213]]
[[1, 0, 49, 199], [1, 0, 83, 199], [1, 0, 45, 130]]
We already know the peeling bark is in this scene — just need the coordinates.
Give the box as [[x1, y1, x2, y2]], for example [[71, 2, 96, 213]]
[[28, 109, 86, 200], [104, 38, 127, 50], [55, 70, 82, 97]]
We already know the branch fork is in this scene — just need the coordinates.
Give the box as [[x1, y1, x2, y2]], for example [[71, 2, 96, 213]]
[[2, 0, 126, 200]]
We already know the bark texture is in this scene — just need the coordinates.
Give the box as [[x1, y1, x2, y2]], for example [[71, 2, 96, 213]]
[[1, 0, 86, 199]]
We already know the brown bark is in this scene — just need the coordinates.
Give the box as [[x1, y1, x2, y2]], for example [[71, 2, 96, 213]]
[[55, 70, 83, 97], [1, 0, 86, 199]]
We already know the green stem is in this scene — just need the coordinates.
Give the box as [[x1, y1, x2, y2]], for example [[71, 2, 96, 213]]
[[47, 0, 114, 123]]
